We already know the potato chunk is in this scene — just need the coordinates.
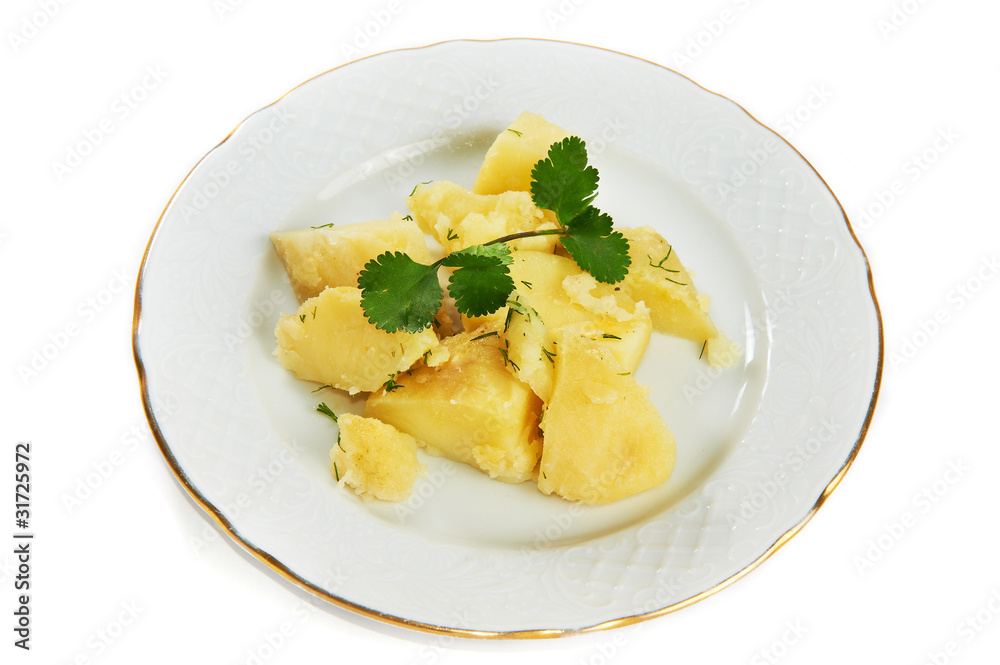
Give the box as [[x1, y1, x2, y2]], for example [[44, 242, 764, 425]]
[[620, 226, 739, 368], [472, 111, 572, 195], [537, 328, 676, 504], [331, 413, 424, 502], [271, 215, 431, 302], [407, 181, 558, 254], [365, 324, 542, 483], [273, 286, 446, 394], [501, 295, 556, 403], [466, 251, 652, 393]]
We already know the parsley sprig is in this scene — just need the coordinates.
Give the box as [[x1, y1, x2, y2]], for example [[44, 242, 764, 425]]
[[358, 243, 514, 333], [358, 136, 630, 333]]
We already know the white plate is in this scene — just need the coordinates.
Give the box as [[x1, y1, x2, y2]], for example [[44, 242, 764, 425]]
[[133, 39, 882, 637]]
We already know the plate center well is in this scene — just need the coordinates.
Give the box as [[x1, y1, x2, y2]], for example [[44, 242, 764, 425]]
[[247, 126, 768, 549]]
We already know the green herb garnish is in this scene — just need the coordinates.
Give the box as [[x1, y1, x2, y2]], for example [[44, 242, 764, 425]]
[[409, 181, 431, 197], [648, 252, 686, 285], [558, 206, 629, 283], [358, 137, 630, 332], [498, 345, 520, 371], [316, 402, 338, 421]]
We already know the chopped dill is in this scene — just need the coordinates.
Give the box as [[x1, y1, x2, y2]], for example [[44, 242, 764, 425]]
[[315, 403, 338, 422]]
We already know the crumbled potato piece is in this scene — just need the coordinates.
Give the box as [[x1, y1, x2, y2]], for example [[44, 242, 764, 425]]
[[408, 181, 558, 254], [331, 414, 424, 502]]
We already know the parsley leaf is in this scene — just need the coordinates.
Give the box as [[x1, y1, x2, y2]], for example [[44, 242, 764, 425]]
[[530, 135, 629, 283], [441, 243, 513, 268], [357, 251, 443, 333], [448, 264, 514, 318], [560, 207, 631, 283], [530, 136, 599, 225], [441, 244, 515, 318]]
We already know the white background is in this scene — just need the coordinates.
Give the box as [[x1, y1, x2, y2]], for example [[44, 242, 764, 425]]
[[3, 0, 999, 663]]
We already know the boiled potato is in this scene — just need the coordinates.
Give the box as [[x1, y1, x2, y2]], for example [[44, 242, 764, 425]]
[[407, 181, 558, 254], [620, 226, 739, 368], [466, 251, 652, 381], [500, 294, 556, 403], [331, 414, 424, 502], [270, 214, 431, 302], [537, 326, 676, 504], [472, 111, 571, 196], [273, 286, 446, 394], [365, 323, 542, 483]]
